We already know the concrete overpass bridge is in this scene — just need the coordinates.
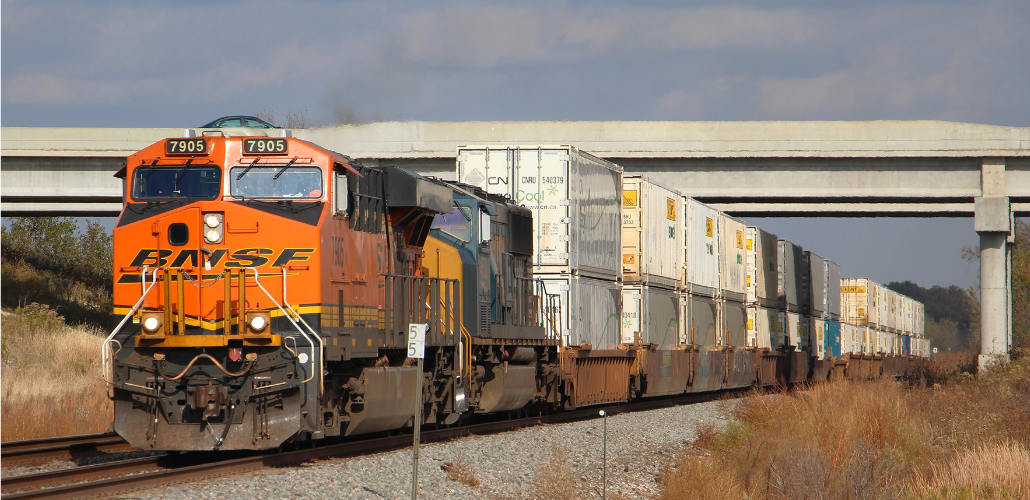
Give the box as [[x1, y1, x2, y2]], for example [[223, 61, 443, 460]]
[[2, 120, 1027, 367]]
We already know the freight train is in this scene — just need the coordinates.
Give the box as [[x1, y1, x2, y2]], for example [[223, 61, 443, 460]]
[[104, 135, 929, 451]]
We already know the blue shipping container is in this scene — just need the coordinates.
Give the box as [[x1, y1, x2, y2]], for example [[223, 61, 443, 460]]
[[824, 320, 841, 358], [902, 335, 911, 355]]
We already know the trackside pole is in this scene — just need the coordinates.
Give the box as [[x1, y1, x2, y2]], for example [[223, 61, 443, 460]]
[[408, 324, 428, 500], [600, 409, 607, 499]]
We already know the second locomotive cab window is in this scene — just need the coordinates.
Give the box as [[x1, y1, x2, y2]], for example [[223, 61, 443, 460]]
[[230, 166, 323, 199], [132, 166, 221, 201], [431, 206, 473, 242]]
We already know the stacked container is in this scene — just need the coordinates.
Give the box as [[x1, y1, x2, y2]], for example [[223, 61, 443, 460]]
[[683, 198, 723, 346], [621, 176, 682, 348], [745, 226, 780, 349], [778, 240, 807, 349], [720, 214, 748, 347], [456, 145, 623, 348]]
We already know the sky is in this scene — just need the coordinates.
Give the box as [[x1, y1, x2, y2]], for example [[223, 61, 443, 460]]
[[3, 0, 1028, 288]]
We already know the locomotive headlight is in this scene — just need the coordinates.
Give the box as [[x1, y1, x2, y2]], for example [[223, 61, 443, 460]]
[[141, 313, 163, 334], [246, 312, 270, 333], [202, 213, 223, 243]]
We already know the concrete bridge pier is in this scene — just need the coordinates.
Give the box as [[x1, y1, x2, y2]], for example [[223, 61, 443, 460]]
[[976, 158, 1013, 371]]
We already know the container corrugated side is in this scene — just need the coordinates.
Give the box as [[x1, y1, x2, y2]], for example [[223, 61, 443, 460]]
[[804, 251, 826, 318], [456, 145, 623, 279], [875, 283, 890, 330], [841, 277, 870, 326], [778, 240, 803, 312], [622, 285, 681, 349], [746, 226, 779, 308], [722, 300, 747, 347], [780, 311, 810, 350], [539, 275, 622, 349], [621, 176, 681, 289], [720, 215, 747, 302], [747, 305, 779, 349], [825, 260, 842, 320], [684, 198, 720, 297], [684, 293, 719, 346]]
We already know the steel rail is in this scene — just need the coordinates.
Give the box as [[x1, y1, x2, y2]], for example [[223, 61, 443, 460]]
[[1, 456, 163, 494], [1, 389, 742, 500], [0, 434, 130, 466]]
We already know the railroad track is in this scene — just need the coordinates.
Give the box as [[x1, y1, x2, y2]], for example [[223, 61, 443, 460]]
[[1, 390, 738, 499], [0, 433, 131, 466]]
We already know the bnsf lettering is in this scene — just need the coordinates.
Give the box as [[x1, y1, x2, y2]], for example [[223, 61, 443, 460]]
[[125, 248, 310, 270], [129, 249, 173, 267], [271, 248, 314, 267], [223, 248, 273, 268]]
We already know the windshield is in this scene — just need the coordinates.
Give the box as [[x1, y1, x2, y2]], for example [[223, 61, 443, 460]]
[[230, 166, 323, 199], [431, 206, 472, 242], [132, 166, 221, 201]]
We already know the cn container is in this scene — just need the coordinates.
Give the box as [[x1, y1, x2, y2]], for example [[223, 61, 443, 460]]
[[539, 275, 622, 349], [747, 305, 780, 349], [622, 285, 681, 349], [622, 176, 682, 289], [684, 198, 721, 297], [824, 260, 842, 320], [777, 240, 803, 312], [746, 226, 779, 308], [456, 145, 623, 280], [803, 251, 826, 318]]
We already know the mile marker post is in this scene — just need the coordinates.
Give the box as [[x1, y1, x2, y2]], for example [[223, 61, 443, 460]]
[[599, 409, 607, 500], [408, 323, 428, 500]]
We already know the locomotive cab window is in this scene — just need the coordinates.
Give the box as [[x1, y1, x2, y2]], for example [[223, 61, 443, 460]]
[[230, 166, 323, 199], [431, 206, 472, 242], [132, 166, 221, 201]]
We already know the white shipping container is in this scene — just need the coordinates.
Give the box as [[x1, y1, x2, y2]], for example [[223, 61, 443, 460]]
[[622, 176, 682, 289], [778, 240, 803, 312], [622, 285, 681, 349], [841, 323, 857, 355], [805, 251, 826, 318], [842, 278, 872, 326], [539, 275, 622, 349], [684, 293, 720, 346], [723, 300, 747, 347], [875, 284, 890, 330], [684, 198, 721, 296], [915, 302, 925, 337], [780, 311, 810, 350], [746, 306, 778, 349], [746, 226, 779, 308], [456, 146, 623, 279], [824, 260, 842, 320], [720, 215, 747, 302]]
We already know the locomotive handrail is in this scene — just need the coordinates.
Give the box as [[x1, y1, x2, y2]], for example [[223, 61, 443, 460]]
[[277, 267, 324, 392], [103, 268, 160, 385], [245, 268, 320, 394]]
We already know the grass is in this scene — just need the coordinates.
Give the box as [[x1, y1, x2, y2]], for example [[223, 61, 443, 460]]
[[532, 444, 583, 500], [1, 303, 113, 442], [658, 353, 1030, 499], [442, 454, 481, 488], [1, 258, 112, 329]]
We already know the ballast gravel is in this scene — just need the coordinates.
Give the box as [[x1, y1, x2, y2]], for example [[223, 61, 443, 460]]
[[132, 398, 745, 500]]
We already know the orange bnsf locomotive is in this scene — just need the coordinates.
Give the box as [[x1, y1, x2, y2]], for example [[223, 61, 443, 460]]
[[105, 134, 562, 451]]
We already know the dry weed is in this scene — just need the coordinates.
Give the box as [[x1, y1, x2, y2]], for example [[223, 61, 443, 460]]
[[919, 441, 1030, 499], [441, 454, 481, 488], [531, 444, 582, 500], [657, 357, 1030, 500], [1, 304, 112, 441], [659, 451, 744, 500]]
